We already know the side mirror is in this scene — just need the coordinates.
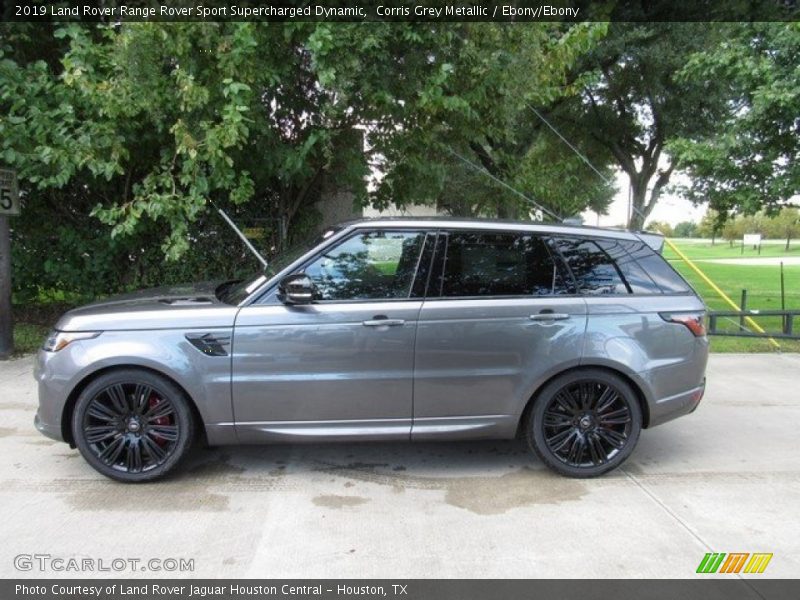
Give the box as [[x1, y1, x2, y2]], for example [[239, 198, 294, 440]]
[[278, 273, 315, 305]]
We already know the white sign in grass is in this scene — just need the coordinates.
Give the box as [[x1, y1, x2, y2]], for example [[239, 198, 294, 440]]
[[743, 233, 762, 246]]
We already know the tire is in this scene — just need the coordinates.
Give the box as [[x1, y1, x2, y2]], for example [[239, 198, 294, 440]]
[[72, 369, 195, 482], [525, 369, 642, 478]]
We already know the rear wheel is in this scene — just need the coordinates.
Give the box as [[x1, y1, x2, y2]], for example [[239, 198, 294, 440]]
[[72, 369, 194, 482], [526, 369, 642, 478]]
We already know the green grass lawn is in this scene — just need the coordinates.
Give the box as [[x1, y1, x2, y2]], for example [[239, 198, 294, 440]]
[[663, 239, 800, 260], [665, 239, 800, 352]]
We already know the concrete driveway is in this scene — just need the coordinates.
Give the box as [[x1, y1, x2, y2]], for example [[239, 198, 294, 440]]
[[0, 353, 798, 578]]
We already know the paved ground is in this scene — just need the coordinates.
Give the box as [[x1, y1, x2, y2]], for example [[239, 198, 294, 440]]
[[0, 354, 798, 579]]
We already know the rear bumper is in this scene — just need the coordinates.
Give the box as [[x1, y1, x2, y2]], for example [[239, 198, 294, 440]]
[[648, 379, 705, 428]]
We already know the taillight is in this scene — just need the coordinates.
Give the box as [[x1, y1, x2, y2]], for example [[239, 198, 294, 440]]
[[660, 312, 706, 337]]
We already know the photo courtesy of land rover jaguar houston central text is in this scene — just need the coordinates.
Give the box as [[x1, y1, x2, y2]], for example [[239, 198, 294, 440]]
[[34, 219, 708, 481]]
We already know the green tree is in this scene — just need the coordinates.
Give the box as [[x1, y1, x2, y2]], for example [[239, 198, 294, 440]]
[[766, 208, 800, 250], [2, 21, 609, 263], [673, 221, 698, 238], [722, 218, 744, 247], [364, 22, 613, 220], [698, 209, 726, 243], [672, 23, 800, 217], [544, 23, 732, 230], [646, 220, 673, 237]]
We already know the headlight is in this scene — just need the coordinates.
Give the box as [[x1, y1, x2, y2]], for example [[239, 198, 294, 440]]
[[42, 331, 102, 352]]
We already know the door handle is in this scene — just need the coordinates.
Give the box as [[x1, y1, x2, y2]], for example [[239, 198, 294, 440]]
[[529, 313, 570, 321], [363, 318, 406, 327]]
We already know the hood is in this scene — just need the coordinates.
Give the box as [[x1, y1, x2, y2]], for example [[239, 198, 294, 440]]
[[55, 281, 239, 332]]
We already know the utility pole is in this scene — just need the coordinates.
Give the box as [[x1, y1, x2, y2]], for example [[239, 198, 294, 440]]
[[0, 168, 20, 359], [0, 216, 12, 359]]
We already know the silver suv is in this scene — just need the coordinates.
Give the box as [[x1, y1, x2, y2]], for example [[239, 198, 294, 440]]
[[34, 219, 708, 481]]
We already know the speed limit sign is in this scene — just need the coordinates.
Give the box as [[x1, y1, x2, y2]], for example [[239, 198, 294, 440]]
[[0, 169, 20, 216]]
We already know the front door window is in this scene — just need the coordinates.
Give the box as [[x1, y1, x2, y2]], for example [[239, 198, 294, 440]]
[[303, 230, 427, 301]]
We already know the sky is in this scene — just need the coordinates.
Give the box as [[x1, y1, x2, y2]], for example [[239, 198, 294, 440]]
[[582, 171, 707, 228]]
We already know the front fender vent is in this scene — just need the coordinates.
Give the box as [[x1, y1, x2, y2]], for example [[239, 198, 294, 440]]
[[185, 333, 231, 357]]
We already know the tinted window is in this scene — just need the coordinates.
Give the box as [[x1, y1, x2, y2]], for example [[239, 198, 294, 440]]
[[304, 230, 426, 301], [627, 241, 691, 294], [595, 239, 662, 294], [554, 237, 628, 295], [439, 232, 568, 297]]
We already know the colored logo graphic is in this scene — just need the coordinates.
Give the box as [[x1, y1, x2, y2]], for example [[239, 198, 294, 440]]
[[696, 553, 773, 574]]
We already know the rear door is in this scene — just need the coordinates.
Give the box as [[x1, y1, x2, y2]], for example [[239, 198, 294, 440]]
[[411, 230, 588, 440]]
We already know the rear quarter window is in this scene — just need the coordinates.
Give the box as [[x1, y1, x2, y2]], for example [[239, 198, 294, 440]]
[[552, 237, 628, 295], [627, 240, 692, 294], [595, 239, 663, 294]]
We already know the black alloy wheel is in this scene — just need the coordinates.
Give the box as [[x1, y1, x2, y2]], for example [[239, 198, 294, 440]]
[[526, 369, 642, 478], [72, 369, 194, 482]]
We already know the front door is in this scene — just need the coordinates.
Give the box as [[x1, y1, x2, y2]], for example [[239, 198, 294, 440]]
[[232, 229, 432, 442]]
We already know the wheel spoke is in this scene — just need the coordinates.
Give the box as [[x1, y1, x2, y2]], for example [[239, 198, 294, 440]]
[[98, 436, 126, 465], [145, 400, 175, 421], [548, 428, 578, 453], [148, 425, 179, 442], [105, 384, 130, 415], [85, 425, 119, 444], [596, 426, 627, 449], [580, 383, 594, 410], [544, 410, 573, 428], [141, 434, 167, 463], [126, 440, 143, 473], [87, 400, 119, 422], [566, 434, 586, 465], [132, 384, 151, 415], [555, 389, 580, 413], [587, 433, 605, 465], [598, 407, 631, 426], [594, 386, 618, 414]]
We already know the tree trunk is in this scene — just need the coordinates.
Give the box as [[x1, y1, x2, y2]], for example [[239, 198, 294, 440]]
[[0, 216, 13, 359], [628, 179, 648, 231], [786, 235, 791, 252]]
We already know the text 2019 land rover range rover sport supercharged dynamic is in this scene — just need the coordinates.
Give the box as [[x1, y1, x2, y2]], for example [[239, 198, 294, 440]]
[[35, 219, 708, 482]]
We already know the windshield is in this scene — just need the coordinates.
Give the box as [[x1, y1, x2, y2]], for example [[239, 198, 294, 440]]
[[216, 227, 341, 305]]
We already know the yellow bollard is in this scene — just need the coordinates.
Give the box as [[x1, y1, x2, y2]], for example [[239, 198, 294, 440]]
[[664, 238, 780, 350]]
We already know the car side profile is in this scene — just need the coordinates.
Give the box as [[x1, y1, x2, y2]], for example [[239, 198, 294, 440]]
[[34, 218, 708, 482]]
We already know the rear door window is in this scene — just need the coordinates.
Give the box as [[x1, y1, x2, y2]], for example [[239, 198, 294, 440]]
[[437, 232, 569, 297]]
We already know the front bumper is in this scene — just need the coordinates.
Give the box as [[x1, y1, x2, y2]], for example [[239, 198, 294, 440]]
[[34, 410, 63, 442], [33, 349, 69, 443]]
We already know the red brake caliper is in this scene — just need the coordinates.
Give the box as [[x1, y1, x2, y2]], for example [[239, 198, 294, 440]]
[[148, 394, 169, 447]]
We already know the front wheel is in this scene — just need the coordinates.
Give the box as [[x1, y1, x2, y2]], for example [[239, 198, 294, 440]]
[[526, 369, 642, 478], [72, 369, 194, 482]]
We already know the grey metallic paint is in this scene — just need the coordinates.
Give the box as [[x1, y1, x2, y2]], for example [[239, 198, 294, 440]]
[[35, 218, 709, 450]]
